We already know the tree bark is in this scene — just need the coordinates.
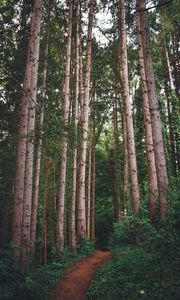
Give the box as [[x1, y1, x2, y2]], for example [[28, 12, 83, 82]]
[[31, 9, 50, 256], [12, 0, 42, 266], [70, 0, 80, 254], [91, 116, 96, 241], [41, 157, 48, 265], [172, 32, 180, 98], [87, 144, 92, 240], [57, 0, 72, 253], [77, 0, 94, 241], [122, 112, 129, 214], [137, 0, 169, 221], [119, 0, 140, 215], [161, 28, 177, 176], [113, 96, 121, 220], [136, 12, 158, 224], [20, 0, 42, 272]]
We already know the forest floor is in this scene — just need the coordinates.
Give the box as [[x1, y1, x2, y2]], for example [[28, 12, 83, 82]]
[[51, 250, 111, 300]]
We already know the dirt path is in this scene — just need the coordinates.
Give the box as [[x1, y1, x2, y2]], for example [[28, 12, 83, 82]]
[[52, 250, 111, 300]]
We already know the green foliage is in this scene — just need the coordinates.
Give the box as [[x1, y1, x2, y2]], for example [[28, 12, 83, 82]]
[[87, 180, 180, 300], [95, 197, 113, 249], [0, 256, 65, 300], [109, 217, 134, 247], [109, 210, 151, 248], [0, 241, 95, 300], [18, 262, 64, 300], [76, 239, 95, 256], [87, 243, 180, 300], [94, 140, 115, 249], [0, 256, 20, 300]]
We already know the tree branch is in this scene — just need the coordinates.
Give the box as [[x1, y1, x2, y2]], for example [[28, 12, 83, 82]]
[[136, 0, 173, 13]]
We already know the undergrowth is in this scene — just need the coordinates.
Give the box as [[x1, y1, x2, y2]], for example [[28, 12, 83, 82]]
[[87, 178, 180, 300], [87, 242, 180, 300], [0, 239, 95, 300]]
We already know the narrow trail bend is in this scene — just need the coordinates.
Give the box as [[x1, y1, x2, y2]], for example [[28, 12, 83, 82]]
[[52, 250, 111, 300]]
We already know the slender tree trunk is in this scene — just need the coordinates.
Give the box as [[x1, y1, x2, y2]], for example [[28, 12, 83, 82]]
[[64, 206, 68, 248], [79, 39, 84, 122], [164, 43, 175, 91], [119, 0, 140, 216], [137, 0, 168, 221], [162, 36, 177, 176], [20, 0, 42, 272], [70, 0, 80, 254], [77, 0, 94, 241], [41, 157, 48, 265], [57, 0, 72, 253], [136, 12, 158, 224], [122, 111, 129, 213], [172, 32, 180, 98], [87, 144, 92, 240], [53, 163, 57, 211], [160, 12, 177, 176], [112, 166, 117, 221], [171, 33, 180, 173], [113, 97, 121, 220], [12, 0, 42, 265], [31, 11, 50, 256], [91, 118, 96, 241]]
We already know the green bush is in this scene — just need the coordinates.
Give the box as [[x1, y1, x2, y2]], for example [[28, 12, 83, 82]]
[[87, 195, 180, 300], [0, 241, 95, 300], [0, 257, 65, 300], [108, 214, 152, 248], [87, 245, 180, 300], [0, 257, 21, 300], [76, 238, 95, 256], [108, 218, 134, 247]]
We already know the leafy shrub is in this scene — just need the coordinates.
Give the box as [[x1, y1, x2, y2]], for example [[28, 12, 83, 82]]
[[87, 191, 180, 300], [109, 214, 152, 248], [76, 238, 95, 256], [87, 245, 180, 300], [0, 257, 21, 300], [108, 218, 134, 247], [0, 240, 95, 300], [0, 257, 65, 300]]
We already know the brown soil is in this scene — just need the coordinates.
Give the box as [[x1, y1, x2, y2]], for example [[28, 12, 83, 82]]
[[52, 250, 111, 300]]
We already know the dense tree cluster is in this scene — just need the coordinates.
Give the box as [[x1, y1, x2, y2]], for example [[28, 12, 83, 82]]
[[0, 0, 179, 275]]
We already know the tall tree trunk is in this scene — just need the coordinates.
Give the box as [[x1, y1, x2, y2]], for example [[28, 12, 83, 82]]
[[12, 0, 42, 265], [77, 0, 94, 241], [53, 163, 57, 211], [20, 0, 42, 272], [31, 10, 50, 256], [172, 32, 180, 98], [137, 0, 168, 221], [162, 33, 177, 176], [87, 144, 92, 240], [119, 0, 140, 216], [79, 37, 84, 122], [113, 96, 121, 220], [171, 33, 180, 172], [70, 0, 80, 254], [41, 157, 48, 265], [122, 110, 129, 214], [91, 115, 96, 241], [136, 12, 158, 224], [56, 0, 72, 253]]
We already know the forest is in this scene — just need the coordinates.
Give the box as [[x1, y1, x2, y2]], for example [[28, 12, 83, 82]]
[[0, 0, 180, 299]]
